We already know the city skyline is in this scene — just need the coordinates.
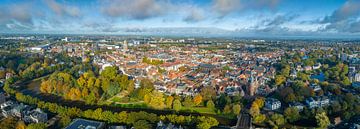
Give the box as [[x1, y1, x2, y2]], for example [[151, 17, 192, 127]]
[[0, 0, 360, 37]]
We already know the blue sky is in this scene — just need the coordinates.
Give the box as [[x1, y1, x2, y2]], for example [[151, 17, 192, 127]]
[[0, 0, 359, 37]]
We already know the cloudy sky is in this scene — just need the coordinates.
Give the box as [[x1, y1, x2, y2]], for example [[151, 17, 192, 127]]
[[1, 0, 360, 37]]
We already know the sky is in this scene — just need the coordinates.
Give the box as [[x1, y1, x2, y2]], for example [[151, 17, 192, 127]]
[[0, 0, 360, 37]]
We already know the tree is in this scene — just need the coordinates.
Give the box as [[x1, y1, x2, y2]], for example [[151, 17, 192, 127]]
[[196, 116, 219, 129], [315, 112, 330, 129], [253, 97, 265, 108], [26, 123, 47, 129], [284, 107, 300, 122], [285, 93, 296, 103], [60, 116, 72, 128], [206, 100, 215, 110], [275, 75, 286, 86], [193, 94, 203, 106], [16, 121, 26, 129], [100, 66, 118, 80], [223, 104, 232, 114], [147, 91, 165, 109], [0, 117, 17, 129], [342, 77, 351, 86], [183, 96, 193, 108], [232, 104, 241, 115], [331, 101, 341, 113], [166, 96, 174, 108], [253, 114, 266, 124], [269, 113, 286, 127], [133, 120, 152, 129], [173, 99, 182, 111], [250, 103, 260, 117], [200, 86, 216, 101]]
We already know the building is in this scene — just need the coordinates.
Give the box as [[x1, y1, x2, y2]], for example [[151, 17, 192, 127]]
[[313, 63, 322, 70], [5, 73, 13, 80], [0, 92, 6, 104], [11, 103, 30, 118], [248, 73, 259, 96], [24, 108, 48, 123], [310, 83, 322, 92], [289, 102, 305, 111], [305, 97, 318, 108], [65, 118, 105, 129], [265, 98, 281, 110], [305, 96, 329, 108], [156, 121, 183, 129], [354, 73, 360, 82], [290, 69, 297, 78]]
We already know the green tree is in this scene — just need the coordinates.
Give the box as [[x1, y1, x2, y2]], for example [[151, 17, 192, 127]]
[[284, 107, 300, 122], [285, 93, 296, 103], [342, 77, 351, 86], [147, 91, 165, 109], [196, 116, 219, 129], [173, 99, 182, 111], [232, 104, 241, 115], [26, 123, 47, 129], [269, 113, 286, 128], [223, 104, 232, 114], [166, 96, 174, 108], [183, 96, 193, 108], [133, 120, 152, 129], [315, 112, 330, 129], [60, 116, 72, 128], [206, 100, 215, 110], [275, 75, 286, 86], [253, 114, 266, 124]]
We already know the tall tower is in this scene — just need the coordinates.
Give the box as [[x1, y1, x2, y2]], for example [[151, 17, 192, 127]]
[[123, 40, 128, 52], [249, 71, 259, 96]]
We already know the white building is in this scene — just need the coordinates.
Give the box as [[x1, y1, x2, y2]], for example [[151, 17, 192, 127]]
[[265, 98, 281, 110], [354, 73, 360, 82]]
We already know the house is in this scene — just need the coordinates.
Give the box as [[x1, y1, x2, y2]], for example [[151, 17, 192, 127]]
[[156, 121, 183, 129], [11, 103, 30, 118], [313, 63, 322, 70], [305, 97, 318, 108], [2, 106, 13, 117], [0, 92, 6, 104], [65, 118, 105, 129], [305, 96, 330, 108], [5, 73, 13, 80], [310, 83, 322, 92], [265, 98, 281, 110], [290, 69, 297, 78], [354, 73, 360, 82], [24, 108, 48, 123], [0, 100, 15, 109], [318, 96, 330, 107], [289, 102, 305, 111], [304, 66, 312, 71]]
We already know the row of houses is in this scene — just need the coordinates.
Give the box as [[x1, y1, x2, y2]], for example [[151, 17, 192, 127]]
[[0, 91, 48, 124], [0, 100, 48, 123], [264, 95, 330, 111]]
